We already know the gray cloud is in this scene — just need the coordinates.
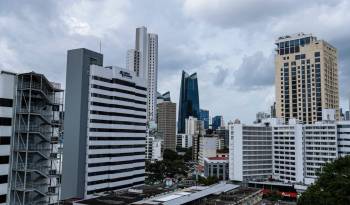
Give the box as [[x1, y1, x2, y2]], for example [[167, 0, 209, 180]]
[[233, 52, 274, 90], [213, 66, 229, 86], [1, 0, 350, 123]]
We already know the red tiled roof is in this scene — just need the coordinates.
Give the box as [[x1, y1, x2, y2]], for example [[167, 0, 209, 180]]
[[207, 157, 228, 160]]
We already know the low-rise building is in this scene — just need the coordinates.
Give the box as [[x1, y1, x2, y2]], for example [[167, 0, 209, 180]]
[[204, 157, 229, 180]]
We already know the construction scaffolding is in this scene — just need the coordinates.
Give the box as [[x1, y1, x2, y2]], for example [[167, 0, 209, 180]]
[[10, 72, 63, 205]]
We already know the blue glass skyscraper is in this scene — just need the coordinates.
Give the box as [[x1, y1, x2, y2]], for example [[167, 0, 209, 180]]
[[200, 109, 209, 129], [178, 71, 200, 133], [212, 115, 223, 130]]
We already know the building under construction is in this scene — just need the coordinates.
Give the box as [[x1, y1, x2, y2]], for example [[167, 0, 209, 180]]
[[0, 71, 63, 205]]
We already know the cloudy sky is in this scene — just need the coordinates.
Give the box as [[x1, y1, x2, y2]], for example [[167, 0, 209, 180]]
[[1, 0, 350, 123]]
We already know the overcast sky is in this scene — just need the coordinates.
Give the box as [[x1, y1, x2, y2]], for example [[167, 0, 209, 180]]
[[1, 0, 350, 123]]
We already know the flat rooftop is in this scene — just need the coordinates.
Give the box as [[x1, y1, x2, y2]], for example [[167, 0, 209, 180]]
[[132, 182, 239, 205]]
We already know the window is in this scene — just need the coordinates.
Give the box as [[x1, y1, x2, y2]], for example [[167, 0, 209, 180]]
[[0, 156, 9, 164], [0, 118, 11, 126], [0, 98, 12, 107], [315, 52, 320, 57], [0, 137, 10, 145]]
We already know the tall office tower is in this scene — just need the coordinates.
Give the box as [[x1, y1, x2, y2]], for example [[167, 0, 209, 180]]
[[0, 71, 63, 205], [62, 48, 146, 199], [275, 33, 339, 124], [212, 115, 223, 130], [127, 27, 158, 122], [199, 109, 209, 129], [178, 71, 200, 133], [229, 122, 273, 182], [157, 101, 176, 151]]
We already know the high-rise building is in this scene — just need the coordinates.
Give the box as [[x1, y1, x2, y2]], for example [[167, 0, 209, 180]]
[[127, 27, 158, 122], [61, 48, 146, 199], [178, 71, 200, 134], [199, 109, 209, 129], [0, 70, 63, 205], [275, 33, 339, 124], [212, 115, 223, 130], [157, 101, 176, 151]]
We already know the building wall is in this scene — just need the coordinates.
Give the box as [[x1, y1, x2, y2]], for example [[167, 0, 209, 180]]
[[157, 102, 176, 151], [204, 158, 229, 180], [229, 124, 273, 182], [0, 71, 16, 205], [272, 123, 304, 183], [61, 48, 103, 199], [275, 33, 339, 124], [199, 137, 217, 165], [84, 65, 147, 197], [303, 123, 337, 184], [337, 121, 350, 157]]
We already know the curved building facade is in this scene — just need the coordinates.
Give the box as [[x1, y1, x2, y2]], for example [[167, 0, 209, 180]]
[[178, 71, 200, 134]]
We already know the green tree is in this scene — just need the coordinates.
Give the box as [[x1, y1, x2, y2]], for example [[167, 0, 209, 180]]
[[298, 156, 350, 205], [163, 149, 180, 161]]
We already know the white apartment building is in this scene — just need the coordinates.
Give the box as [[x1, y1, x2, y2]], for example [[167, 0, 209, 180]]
[[303, 123, 337, 184], [229, 123, 273, 182], [272, 121, 304, 184], [229, 115, 350, 186]]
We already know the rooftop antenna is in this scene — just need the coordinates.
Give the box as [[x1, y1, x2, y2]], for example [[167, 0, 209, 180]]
[[99, 40, 102, 53]]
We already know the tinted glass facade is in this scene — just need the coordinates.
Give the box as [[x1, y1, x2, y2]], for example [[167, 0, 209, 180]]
[[212, 116, 223, 130], [200, 109, 209, 129], [178, 71, 200, 133]]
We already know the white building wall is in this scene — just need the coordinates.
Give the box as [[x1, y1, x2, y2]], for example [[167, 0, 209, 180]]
[[229, 124, 243, 181], [84, 65, 146, 197], [337, 121, 350, 157], [0, 71, 16, 205], [303, 123, 337, 185], [199, 137, 217, 166]]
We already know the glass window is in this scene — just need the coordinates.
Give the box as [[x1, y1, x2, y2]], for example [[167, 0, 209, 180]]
[[315, 52, 320, 57]]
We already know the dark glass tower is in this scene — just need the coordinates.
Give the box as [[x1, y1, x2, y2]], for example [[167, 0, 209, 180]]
[[200, 109, 209, 129], [178, 71, 200, 133]]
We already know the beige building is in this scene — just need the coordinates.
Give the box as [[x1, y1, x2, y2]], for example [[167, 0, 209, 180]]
[[157, 101, 176, 151], [275, 33, 339, 124]]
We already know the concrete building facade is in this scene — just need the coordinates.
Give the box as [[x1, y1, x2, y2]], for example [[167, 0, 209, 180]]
[[62, 49, 147, 199], [275, 33, 339, 124], [157, 101, 176, 151]]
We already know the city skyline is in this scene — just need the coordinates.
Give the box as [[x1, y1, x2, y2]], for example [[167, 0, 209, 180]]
[[1, 1, 350, 123]]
